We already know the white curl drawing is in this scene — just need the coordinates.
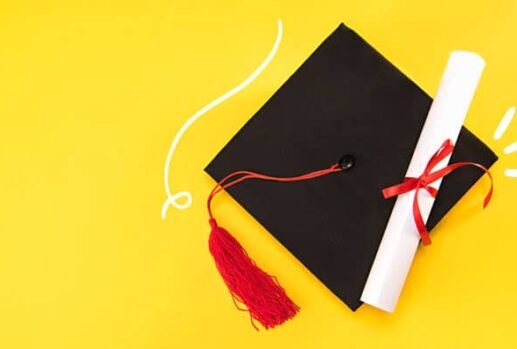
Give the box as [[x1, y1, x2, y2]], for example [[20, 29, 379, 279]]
[[161, 19, 283, 219]]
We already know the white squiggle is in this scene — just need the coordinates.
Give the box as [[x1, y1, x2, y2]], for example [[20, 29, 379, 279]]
[[493, 106, 515, 140], [505, 169, 517, 177], [161, 19, 284, 219]]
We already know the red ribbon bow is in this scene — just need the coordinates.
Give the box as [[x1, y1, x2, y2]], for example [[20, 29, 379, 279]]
[[382, 139, 493, 246]]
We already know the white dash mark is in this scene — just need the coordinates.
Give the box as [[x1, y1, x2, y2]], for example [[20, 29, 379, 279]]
[[505, 169, 517, 177], [504, 141, 517, 154], [494, 106, 516, 140], [161, 19, 284, 219]]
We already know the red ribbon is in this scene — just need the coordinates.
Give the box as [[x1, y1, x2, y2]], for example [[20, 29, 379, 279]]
[[382, 139, 493, 246]]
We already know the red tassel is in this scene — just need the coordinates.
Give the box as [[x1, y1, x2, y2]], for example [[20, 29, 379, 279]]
[[208, 218, 299, 329], [207, 165, 342, 329]]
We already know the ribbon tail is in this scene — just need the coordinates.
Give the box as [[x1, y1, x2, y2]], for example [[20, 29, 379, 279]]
[[427, 161, 494, 209], [483, 183, 493, 209], [412, 188, 432, 246]]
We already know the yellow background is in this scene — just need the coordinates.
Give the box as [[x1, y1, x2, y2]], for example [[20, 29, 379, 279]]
[[1, 1, 516, 348]]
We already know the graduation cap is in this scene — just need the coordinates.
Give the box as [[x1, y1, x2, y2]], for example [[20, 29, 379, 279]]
[[204, 23, 497, 329]]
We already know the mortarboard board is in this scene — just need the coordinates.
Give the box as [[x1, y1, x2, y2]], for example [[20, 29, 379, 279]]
[[204, 23, 497, 326]]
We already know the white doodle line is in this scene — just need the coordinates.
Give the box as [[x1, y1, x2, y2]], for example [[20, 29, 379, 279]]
[[493, 106, 517, 177], [494, 106, 515, 140], [504, 141, 517, 154], [161, 19, 284, 219], [505, 169, 517, 177]]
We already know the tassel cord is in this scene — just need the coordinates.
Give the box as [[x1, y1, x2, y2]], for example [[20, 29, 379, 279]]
[[208, 164, 342, 219]]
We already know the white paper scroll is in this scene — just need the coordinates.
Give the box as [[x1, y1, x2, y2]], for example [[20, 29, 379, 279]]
[[360, 51, 485, 313]]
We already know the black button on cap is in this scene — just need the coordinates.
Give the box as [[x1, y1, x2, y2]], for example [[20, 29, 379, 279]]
[[338, 154, 355, 170]]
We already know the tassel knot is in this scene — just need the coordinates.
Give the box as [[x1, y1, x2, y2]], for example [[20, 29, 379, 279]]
[[209, 218, 218, 229]]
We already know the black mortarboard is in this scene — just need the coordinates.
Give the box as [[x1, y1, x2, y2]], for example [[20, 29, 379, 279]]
[[205, 23, 497, 323]]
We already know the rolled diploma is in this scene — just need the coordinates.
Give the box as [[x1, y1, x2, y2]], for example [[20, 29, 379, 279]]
[[360, 51, 485, 312]]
